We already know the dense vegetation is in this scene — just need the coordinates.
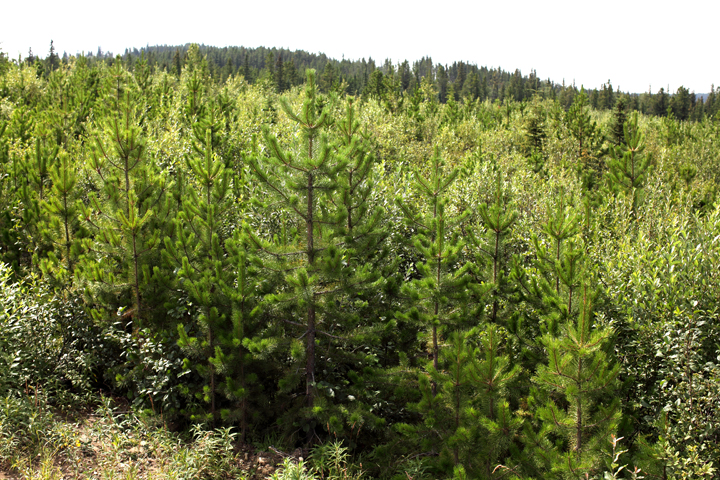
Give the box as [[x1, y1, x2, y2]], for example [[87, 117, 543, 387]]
[[14, 42, 720, 120], [0, 43, 719, 479]]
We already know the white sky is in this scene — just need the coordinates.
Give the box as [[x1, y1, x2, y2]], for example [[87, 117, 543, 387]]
[[1, 0, 717, 94]]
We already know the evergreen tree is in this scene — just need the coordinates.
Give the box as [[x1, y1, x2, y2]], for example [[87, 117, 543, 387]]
[[164, 128, 233, 424], [217, 229, 263, 441], [525, 284, 620, 478], [172, 49, 182, 77], [610, 96, 628, 146], [275, 53, 286, 93], [437, 65, 449, 103], [248, 71, 385, 438], [399, 325, 520, 477], [606, 112, 651, 216], [512, 189, 583, 340], [395, 146, 473, 393], [46, 40, 60, 74], [467, 171, 518, 326], [565, 88, 603, 189], [442, 83, 462, 125], [79, 80, 170, 328], [17, 131, 59, 268], [600, 80, 614, 110], [653, 88, 668, 117], [38, 152, 86, 285], [670, 86, 691, 121]]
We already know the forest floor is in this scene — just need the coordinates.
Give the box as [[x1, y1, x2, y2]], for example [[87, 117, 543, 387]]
[[0, 397, 304, 480]]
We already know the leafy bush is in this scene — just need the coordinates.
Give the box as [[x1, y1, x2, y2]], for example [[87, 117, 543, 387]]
[[0, 262, 101, 406]]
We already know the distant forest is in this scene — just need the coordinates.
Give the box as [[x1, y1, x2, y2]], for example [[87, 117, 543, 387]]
[[10, 41, 720, 121]]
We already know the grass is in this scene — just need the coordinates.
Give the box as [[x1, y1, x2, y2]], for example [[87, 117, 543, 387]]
[[0, 396, 373, 480], [0, 396, 253, 479]]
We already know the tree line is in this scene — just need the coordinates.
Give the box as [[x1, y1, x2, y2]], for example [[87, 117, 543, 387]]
[[7, 41, 720, 122]]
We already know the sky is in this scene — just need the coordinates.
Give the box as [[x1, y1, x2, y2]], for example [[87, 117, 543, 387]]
[[1, 0, 717, 94]]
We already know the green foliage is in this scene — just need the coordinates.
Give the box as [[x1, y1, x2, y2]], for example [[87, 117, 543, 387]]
[[527, 285, 620, 478], [606, 112, 651, 214], [78, 82, 170, 326], [565, 88, 604, 189], [0, 262, 100, 405], [1, 45, 719, 480]]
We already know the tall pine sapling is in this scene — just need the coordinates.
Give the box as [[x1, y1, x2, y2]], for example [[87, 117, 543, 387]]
[[38, 152, 85, 285], [467, 171, 518, 326], [164, 128, 233, 424], [606, 112, 651, 217], [80, 86, 169, 328], [395, 146, 473, 393], [247, 69, 343, 415], [526, 283, 620, 478]]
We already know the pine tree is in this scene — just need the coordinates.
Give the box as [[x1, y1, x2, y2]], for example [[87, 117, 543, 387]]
[[606, 112, 651, 216], [17, 131, 59, 268], [610, 97, 628, 146], [172, 49, 182, 77], [247, 70, 386, 436], [216, 229, 262, 442], [442, 83, 462, 125], [46, 40, 59, 74], [467, 325, 522, 478], [511, 189, 584, 361], [38, 152, 86, 285], [526, 283, 620, 478], [164, 128, 233, 424], [398, 325, 521, 477], [565, 88, 603, 190], [79, 79, 170, 328], [248, 69, 332, 414], [395, 146, 473, 394], [437, 65, 449, 103], [653, 88, 668, 117], [467, 171, 518, 326]]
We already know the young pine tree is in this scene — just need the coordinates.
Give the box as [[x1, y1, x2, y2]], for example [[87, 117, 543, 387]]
[[398, 325, 521, 478], [247, 69, 335, 415], [565, 88, 603, 190], [19, 132, 59, 267], [525, 284, 620, 479], [37, 152, 86, 286], [164, 128, 234, 424], [395, 146, 473, 394], [606, 112, 651, 217], [467, 171, 519, 326], [79, 85, 170, 328], [514, 189, 583, 335], [248, 71, 385, 438]]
